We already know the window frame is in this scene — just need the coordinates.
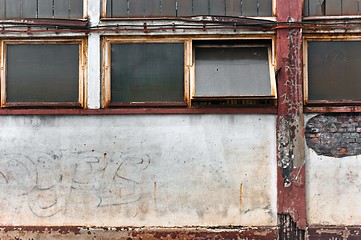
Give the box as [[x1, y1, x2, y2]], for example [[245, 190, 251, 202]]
[[102, 37, 190, 108], [304, 35, 361, 107], [0, 38, 87, 108], [102, 36, 276, 108], [190, 42, 277, 101]]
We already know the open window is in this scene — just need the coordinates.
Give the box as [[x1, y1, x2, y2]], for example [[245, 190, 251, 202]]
[[102, 37, 276, 108], [102, 38, 187, 107], [0, 39, 86, 108], [305, 38, 361, 105], [190, 40, 276, 106]]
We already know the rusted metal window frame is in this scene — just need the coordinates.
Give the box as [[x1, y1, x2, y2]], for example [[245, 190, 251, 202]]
[[190, 38, 277, 103], [304, 35, 361, 109], [102, 35, 276, 108], [100, 0, 277, 19], [0, 38, 87, 108], [102, 36, 190, 108]]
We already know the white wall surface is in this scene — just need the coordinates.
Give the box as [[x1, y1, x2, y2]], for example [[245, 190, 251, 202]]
[[305, 114, 361, 225], [0, 114, 277, 227]]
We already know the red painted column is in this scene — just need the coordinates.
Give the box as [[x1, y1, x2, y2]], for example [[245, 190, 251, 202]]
[[276, 0, 306, 230]]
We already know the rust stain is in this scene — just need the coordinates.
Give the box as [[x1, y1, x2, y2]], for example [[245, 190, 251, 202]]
[[154, 181, 157, 210], [0, 226, 278, 239], [239, 182, 243, 211], [307, 226, 361, 240], [0, 19, 88, 28]]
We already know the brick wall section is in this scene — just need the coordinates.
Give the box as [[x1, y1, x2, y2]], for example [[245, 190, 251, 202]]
[[305, 113, 361, 158]]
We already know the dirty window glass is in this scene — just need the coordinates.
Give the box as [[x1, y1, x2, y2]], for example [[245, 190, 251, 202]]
[[111, 43, 184, 102], [0, 0, 83, 18], [6, 44, 79, 102], [105, 0, 273, 17], [308, 41, 361, 101], [304, 0, 360, 16], [194, 46, 272, 97]]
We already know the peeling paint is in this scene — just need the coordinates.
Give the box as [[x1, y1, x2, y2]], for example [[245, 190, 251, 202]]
[[0, 226, 278, 240], [308, 226, 361, 240], [306, 113, 361, 157]]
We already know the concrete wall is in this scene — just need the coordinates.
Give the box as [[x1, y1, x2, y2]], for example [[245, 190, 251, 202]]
[[0, 114, 277, 227], [305, 114, 361, 225]]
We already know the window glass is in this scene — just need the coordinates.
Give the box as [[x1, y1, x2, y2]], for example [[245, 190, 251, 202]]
[[105, 0, 273, 18], [0, 0, 83, 18], [111, 43, 184, 103], [304, 0, 360, 16], [308, 41, 361, 101], [6, 44, 79, 102], [194, 46, 273, 97]]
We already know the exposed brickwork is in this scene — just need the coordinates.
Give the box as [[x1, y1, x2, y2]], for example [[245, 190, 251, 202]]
[[305, 113, 361, 158]]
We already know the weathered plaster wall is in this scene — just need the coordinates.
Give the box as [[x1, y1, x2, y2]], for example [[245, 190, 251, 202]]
[[0, 114, 277, 227], [305, 114, 361, 225]]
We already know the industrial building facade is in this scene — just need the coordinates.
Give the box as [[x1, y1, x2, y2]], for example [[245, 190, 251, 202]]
[[0, 0, 360, 239]]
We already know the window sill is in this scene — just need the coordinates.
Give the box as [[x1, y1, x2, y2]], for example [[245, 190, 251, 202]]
[[0, 107, 277, 115], [304, 106, 361, 113], [2, 102, 82, 108], [0, 18, 88, 28], [303, 15, 361, 21]]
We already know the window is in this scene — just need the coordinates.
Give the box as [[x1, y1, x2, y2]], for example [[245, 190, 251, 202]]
[[102, 0, 273, 18], [102, 37, 275, 108], [304, 0, 361, 16], [305, 38, 361, 104], [0, 39, 86, 107], [191, 41, 276, 102], [103, 38, 187, 107], [0, 0, 84, 19]]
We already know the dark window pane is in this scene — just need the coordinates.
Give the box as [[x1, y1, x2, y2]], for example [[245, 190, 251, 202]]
[[325, 0, 341, 15], [304, 0, 309, 16], [160, 0, 176, 16], [225, 0, 241, 17], [306, 0, 325, 16], [107, 0, 269, 17], [258, 0, 272, 16], [5, 0, 21, 18], [0, 0, 5, 18], [111, 43, 184, 102], [342, 0, 359, 15], [129, 0, 144, 17], [106, 0, 112, 17], [308, 41, 361, 101], [193, 0, 209, 15], [23, 0, 38, 18], [69, 0, 83, 18], [144, 0, 161, 17], [195, 47, 272, 97], [210, 0, 226, 15], [242, 0, 258, 16], [177, 0, 193, 16], [6, 44, 79, 102], [110, 0, 129, 17], [38, 0, 54, 18], [54, 0, 70, 18]]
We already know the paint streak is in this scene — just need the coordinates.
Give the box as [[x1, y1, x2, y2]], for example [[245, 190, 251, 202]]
[[154, 181, 157, 210], [239, 182, 243, 210]]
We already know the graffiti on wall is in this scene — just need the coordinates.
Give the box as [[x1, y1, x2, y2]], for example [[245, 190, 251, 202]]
[[0, 150, 150, 217]]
